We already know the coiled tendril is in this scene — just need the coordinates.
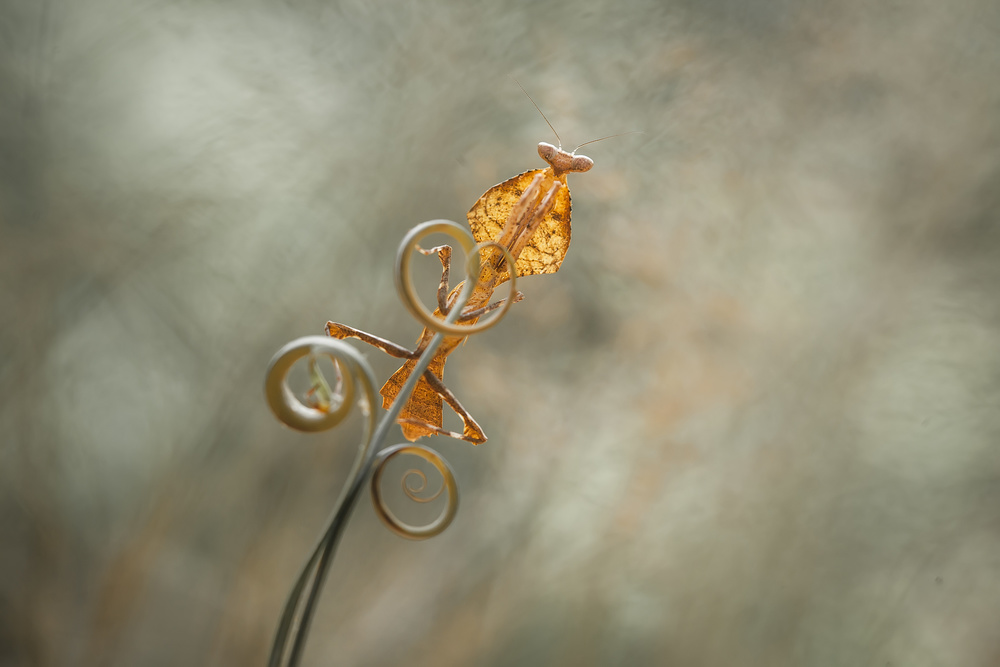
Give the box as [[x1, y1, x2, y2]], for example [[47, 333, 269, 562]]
[[263, 220, 516, 667], [372, 444, 459, 539]]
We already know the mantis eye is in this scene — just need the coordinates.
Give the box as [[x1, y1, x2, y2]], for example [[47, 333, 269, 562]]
[[570, 155, 594, 173], [537, 142, 559, 162]]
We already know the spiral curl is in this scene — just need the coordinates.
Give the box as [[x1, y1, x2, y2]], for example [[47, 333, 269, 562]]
[[395, 220, 517, 336], [264, 336, 377, 435], [371, 444, 458, 539]]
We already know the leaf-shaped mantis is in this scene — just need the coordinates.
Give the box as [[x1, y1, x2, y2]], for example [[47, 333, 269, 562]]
[[325, 142, 593, 444]]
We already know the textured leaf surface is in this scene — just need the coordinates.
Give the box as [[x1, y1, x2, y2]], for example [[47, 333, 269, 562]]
[[467, 169, 572, 277]]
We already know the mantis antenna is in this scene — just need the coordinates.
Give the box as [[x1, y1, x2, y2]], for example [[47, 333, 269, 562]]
[[511, 76, 563, 148], [573, 131, 644, 153]]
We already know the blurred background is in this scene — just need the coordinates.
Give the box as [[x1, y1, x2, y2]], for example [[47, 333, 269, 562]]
[[3, 0, 1000, 665]]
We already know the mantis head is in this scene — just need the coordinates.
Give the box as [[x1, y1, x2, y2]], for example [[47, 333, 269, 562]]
[[538, 142, 594, 175]]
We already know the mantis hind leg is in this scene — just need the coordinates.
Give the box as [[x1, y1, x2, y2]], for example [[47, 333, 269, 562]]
[[397, 417, 486, 445], [394, 368, 487, 445], [325, 322, 416, 359], [404, 370, 487, 445]]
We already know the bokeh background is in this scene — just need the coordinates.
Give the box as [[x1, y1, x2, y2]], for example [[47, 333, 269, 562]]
[[3, 0, 1000, 665]]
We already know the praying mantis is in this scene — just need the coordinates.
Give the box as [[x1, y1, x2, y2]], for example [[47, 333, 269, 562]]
[[325, 140, 594, 444]]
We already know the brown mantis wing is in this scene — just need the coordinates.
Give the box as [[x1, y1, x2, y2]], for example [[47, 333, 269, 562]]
[[467, 168, 573, 279]]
